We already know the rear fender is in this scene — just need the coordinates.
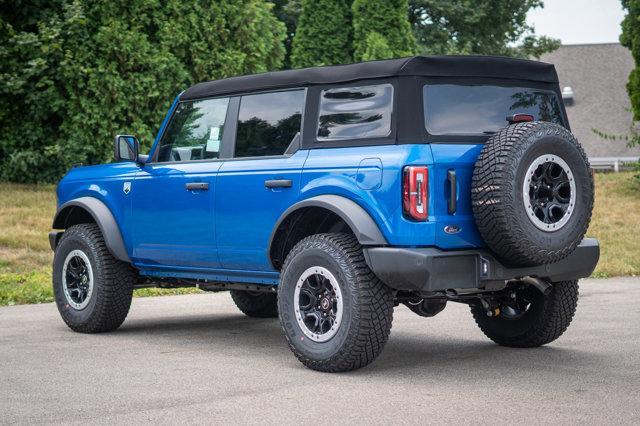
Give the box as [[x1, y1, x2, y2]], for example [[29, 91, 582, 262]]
[[268, 195, 388, 269]]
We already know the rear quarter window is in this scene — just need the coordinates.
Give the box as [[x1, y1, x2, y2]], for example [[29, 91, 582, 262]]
[[317, 84, 393, 141], [423, 84, 563, 135]]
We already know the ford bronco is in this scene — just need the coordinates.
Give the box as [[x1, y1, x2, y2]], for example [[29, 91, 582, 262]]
[[50, 56, 599, 372]]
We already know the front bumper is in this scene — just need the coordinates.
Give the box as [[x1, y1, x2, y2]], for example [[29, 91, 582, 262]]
[[363, 238, 600, 293]]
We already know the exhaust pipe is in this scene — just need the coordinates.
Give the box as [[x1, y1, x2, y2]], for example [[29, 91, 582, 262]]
[[523, 277, 553, 296]]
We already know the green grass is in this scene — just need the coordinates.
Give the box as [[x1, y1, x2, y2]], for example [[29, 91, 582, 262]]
[[586, 172, 640, 277], [0, 183, 199, 306], [0, 173, 638, 306]]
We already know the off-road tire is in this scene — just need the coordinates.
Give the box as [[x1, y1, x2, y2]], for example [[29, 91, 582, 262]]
[[472, 121, 593, 266], [53, 224, 135, 333], [230, 290, 278, 318], [278, 233, 394, 372], [471, 280, 579, 347]]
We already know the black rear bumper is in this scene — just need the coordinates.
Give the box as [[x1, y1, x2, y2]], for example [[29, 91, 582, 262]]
[[363, 238, 600, 293]]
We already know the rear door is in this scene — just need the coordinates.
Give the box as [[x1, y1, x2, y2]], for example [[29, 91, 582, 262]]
[[215, 89, 307, 271], [130, 96, 231, 269], [422, 81, 567, 249]]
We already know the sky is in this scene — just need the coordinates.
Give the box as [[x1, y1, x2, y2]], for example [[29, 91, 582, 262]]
[[527, 0, 625, 45]]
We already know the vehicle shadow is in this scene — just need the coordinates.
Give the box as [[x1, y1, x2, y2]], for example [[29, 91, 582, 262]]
[[115, 312, 286, 348], [367, 333, 602, 378], [118, 313, 281, 336], [112, 311, 603, 379]]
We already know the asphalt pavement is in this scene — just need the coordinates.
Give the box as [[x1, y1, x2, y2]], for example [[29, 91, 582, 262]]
[[1, 277, 639, 424]]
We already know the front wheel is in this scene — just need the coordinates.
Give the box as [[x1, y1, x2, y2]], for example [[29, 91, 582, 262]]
[[53, 224, 135, 333], [278, 233, 394, 372], [471, 280, 578, 347]]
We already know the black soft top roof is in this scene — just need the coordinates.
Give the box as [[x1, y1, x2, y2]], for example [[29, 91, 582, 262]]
[[180, 55, 559, 101]]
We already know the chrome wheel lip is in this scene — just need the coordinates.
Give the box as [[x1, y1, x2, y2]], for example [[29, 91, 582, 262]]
[[62, 249, 94, 310], [522, 154, 577, 232], [293, 266, 343, 343]]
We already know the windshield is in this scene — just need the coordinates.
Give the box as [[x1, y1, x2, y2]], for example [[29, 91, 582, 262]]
[[423, 84, 564, 135]]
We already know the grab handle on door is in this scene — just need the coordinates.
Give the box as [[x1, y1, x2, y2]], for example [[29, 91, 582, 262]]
[[447, 169, 457, 214], [185, 182, 209, 191], [265, 179, 292, 189]]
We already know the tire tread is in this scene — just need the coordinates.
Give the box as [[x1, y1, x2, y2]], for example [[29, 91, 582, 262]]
[[54, 224, 134, 333], [230, 291, 278, 318], [471, 280, 579, 347], [278, 233, 394, 372], [471, 122, 593, 266]]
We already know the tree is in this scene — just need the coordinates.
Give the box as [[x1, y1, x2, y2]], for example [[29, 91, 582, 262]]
[[290, 0, 352, 68], [621, 0, 640, 176], [272, 0, 301, 69], [408, 0, 559, 59], [361, 32, 394, 61], [622, 0, 640, 121], [352, 0, 417, 61], [0, 0, 286, 183]]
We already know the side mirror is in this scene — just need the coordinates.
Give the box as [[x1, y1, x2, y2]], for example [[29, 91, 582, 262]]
[[114, 135, 140, 163]]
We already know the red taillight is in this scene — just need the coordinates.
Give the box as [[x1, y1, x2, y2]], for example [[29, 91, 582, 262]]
[[402, 166, 428, 221], [507, 113, 534, 124]]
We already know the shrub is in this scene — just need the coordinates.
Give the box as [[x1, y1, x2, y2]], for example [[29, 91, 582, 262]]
[[0, 0, 285, 183]]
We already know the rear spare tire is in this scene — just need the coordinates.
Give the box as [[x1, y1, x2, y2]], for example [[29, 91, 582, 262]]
[[471, 122, 593, 266]]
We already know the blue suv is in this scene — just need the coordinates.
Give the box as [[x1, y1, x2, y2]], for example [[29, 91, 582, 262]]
[[50, 56, 599, 372]]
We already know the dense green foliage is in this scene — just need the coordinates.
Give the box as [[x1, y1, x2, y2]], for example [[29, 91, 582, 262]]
[[352, 0, 417, 61], [281, 0, 557, 65], [622, 0, 640, 122], [621, 0, 640, 176], [0, 0, 558, 183], [272, 0, 301, 69], [0, 0, 285, 183], [361, 32, 394, 61], [408, 0, 559, 58], [290, 0, 352, 68]]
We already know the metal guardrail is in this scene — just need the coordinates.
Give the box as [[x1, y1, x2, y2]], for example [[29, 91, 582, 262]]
[[589, 157, 639, 172]]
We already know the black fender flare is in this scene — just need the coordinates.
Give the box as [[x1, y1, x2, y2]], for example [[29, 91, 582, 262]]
[[268, 195, 388, 257], [52, 196, 131, 263]]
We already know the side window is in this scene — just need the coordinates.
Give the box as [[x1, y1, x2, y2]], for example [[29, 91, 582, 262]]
[[317, 84, 393, 141], [235, 90, 305, 157], [157, 97, 229, 162]]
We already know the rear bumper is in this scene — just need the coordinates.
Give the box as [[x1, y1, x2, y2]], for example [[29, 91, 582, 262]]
[[363, 238, 600, 293]]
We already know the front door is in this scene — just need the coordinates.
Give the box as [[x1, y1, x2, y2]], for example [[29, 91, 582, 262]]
[[216, 89, 307, 271], [130, 96, 231, 269]]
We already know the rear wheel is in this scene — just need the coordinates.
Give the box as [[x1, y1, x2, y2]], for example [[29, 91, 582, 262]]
[[278, 233, 394, 372], [53, 224, 135, 333], [471, 280, 578, 347], [230, 290, 278, 318]]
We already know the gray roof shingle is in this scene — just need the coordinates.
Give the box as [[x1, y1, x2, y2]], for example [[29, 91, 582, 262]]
[[541, 43, 640, 157]]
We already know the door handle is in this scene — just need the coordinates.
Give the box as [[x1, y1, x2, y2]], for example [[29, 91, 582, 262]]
[[265, 179, 292, 189], [185, 182, 209, 191], [447, 169, 457, 214]]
